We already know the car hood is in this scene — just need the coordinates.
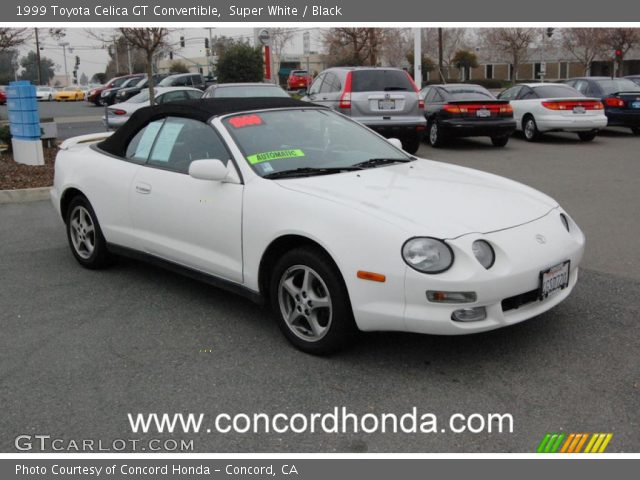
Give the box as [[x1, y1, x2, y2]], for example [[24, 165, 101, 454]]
[[275, 159, 558, 238]]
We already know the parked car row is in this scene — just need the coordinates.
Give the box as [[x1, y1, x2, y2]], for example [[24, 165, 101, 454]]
[[298, 67, 640, 150]]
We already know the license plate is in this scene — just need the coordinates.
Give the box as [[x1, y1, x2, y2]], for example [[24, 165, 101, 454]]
[[632, 101, 640, 109], [477, 109, 491, 118], [573, 106, 586, 114], [378, 99, 396, 110], [539, 261, 570, 299]]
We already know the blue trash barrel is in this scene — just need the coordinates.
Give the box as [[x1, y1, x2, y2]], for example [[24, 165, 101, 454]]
[[7, 80, 40, 141]]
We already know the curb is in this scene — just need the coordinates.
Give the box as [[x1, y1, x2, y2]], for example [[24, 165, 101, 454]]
[[0, 187, 51, 204]]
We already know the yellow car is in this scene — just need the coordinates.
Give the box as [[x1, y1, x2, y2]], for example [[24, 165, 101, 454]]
[[53, 87, 85, 102]]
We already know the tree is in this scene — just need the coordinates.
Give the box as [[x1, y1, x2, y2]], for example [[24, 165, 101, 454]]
[[405, 52, 435, 81], [322, 28, 389, 66], [91, 72, 107, 84], [270, 28, 296, 79], [380, 28, 411, 68], [452, 49, 478, 81], [119, 28, 170, 106], [480, 28, 536, 83], [79, 72, 88, 85], [0, 28, 29, 52], [0, 49, 19, 84], [422, 28, 469, 81], [19, 51, 55, 84], [169, 60, 190, 73], [216, 43, 264, 83], [600, 28, 640, 76], [561, 28, 606, 75]]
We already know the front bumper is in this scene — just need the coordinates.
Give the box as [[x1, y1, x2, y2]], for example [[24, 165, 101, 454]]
[[536, 114, 607, 132], [352, 209, 585, 335], [439, 118, 516, 138]]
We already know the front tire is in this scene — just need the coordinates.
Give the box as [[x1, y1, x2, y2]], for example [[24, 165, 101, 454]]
[[578, 130, 598, 142], [491, 135, 510, 147], [523, 115, 541, 142], [427, 120, 445, 148], [270, 246, 357, 355], [65, 196, 113, 269]]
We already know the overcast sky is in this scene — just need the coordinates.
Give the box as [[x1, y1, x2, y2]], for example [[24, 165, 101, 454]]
[[16, 28, 324, 81]]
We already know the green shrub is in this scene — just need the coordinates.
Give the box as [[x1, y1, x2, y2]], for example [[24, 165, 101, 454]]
[[0, 125, 12, 153]]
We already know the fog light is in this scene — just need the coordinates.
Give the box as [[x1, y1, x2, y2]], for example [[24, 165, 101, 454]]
[[427, 291, 477, 303], [451, 306, 487, 322]]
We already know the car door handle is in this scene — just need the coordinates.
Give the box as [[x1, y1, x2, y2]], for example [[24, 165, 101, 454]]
[[135, 183, 152, 194]]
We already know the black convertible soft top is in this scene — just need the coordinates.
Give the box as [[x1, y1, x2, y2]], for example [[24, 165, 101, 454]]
[[98, 97, 320, 158]]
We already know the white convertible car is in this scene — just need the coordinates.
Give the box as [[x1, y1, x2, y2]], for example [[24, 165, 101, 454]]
[[498, 83, 607, 141], [52, 98, 585, 354]]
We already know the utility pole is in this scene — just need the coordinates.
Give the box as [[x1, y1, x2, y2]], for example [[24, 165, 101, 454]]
[[112, 35, 119, 73], [34, 28, 42, 85], [207, 27, 214, 76], [413, 28, 422, 87], [126, 42, 132, 74], [438, 28, 444, 83], [59, 42, 70, 86]]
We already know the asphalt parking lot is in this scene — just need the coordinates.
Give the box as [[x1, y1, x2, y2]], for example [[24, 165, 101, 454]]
[[1, 129, 639, 453]]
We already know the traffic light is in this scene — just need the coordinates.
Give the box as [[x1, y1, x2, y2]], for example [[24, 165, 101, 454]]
[[169, 51, 173, 60], [614, 49, 623, 61], [204, 37, 209, 49], [75, 55, 80, 67], [546, 28, 554, 38], [179, 36, 185, 48]]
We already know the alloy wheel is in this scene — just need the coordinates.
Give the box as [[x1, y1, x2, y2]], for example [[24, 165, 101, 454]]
[[278, 265, 333, 342], [69, 205, 96, 260]]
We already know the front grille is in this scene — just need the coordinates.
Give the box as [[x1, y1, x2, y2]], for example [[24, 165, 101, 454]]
[[501, 289, 539, 312]]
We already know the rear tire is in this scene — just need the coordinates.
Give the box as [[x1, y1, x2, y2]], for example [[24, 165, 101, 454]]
[[632, 127, 640, 135], [402, 133, 421, 154], [65, 195, 114, 269], [270, 246, 357, 355], [427, 120, 445, 148], [491, 135, 510, 147], [523, 115, 541, 142], [578, 130, 598, 142]]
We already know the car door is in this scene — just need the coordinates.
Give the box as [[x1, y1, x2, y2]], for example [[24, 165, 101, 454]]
[[314, 72, 341, 109], [514, 86, 540, 125], [129, 116, 244, 283], [423, 87, 444, 121]]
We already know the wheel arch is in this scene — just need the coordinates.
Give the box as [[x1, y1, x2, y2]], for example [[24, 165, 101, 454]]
[[257, 234, 342, 306], [59, 187, 86, 223]]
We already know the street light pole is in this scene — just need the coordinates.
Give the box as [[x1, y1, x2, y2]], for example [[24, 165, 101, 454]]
[[59, 42, 70, 86], [34, 28, 42, 85]]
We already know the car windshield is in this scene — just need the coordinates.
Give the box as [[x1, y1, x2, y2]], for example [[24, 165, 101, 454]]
[[110, 77, 129, 88], [595, 79, 640, 95], [446, 87, 494, 100], [533, 84, 583, 98], [351, 70, 414, 92], [37, 87, 51, 92], [222, 109, 411, 178], [291, 71, 308, 76], [213, 86, 289, 98], [157, 76, 179, 87]]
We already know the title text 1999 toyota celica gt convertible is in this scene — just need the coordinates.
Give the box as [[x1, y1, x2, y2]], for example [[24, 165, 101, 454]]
[[51, 98, 585, 354]]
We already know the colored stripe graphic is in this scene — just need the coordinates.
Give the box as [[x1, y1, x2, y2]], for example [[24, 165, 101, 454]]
[[537, 433, 612, 453]]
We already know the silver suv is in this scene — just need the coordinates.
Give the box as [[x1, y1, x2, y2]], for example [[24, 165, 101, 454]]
[[302, 67, 426, 154]]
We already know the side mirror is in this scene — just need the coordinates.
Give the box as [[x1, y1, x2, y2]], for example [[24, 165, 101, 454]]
[[189, 159, 233, 182], [387, 138, 403, 150]]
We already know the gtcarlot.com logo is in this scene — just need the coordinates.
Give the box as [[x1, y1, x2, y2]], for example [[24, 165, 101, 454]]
[[536, 432, 613, 453]]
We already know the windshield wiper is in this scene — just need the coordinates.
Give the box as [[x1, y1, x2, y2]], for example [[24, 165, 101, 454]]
[[263, 166, 362, 179], [351, 158, 413, 169]]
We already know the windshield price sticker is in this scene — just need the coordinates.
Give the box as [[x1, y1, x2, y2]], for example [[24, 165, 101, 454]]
[[247, 149, 305, 164], [229, 114, 263, 128]]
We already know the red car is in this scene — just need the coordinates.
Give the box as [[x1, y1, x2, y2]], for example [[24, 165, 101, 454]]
[[0, 87, 6, 105], [86, 74, 141, 106], [287, 70, 311, 90]]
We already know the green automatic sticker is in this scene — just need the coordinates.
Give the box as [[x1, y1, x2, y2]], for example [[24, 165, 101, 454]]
[[246, 149, 305, 164]]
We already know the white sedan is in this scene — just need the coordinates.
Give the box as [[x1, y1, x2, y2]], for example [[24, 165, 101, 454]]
[[36, 86, 55, 101], [498, 83, 607, 141], [102, 86, 203, 128], [52, 97, 585, 354]]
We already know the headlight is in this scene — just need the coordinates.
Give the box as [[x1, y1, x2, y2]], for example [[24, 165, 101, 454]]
[[472, 240, 495, 269], [402, 237, 454, 274], [559, 213, 570, 232]]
